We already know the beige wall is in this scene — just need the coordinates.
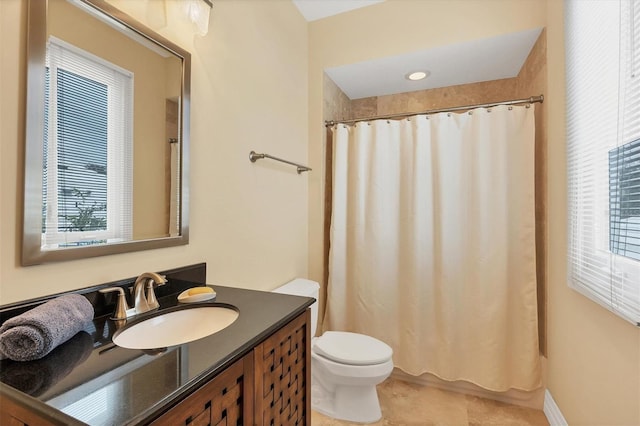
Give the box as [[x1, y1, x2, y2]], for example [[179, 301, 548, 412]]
[[545, 1, 640, 424], [311, 1, 640, 423], [0, 0, 308, 304]]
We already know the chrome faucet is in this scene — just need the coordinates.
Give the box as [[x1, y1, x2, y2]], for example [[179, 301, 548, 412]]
[[133, 272, 167, 315]]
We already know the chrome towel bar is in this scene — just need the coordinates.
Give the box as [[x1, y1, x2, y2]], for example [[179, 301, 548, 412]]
[[249, 151, 311, 174]]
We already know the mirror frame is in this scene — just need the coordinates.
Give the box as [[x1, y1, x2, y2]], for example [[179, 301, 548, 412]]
[[22, 0, 190, 265]]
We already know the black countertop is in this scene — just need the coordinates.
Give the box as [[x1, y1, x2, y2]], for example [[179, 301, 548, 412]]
[[0, 269, 313, 425]]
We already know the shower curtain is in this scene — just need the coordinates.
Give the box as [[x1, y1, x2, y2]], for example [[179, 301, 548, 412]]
[[325, 105, 541, 392]]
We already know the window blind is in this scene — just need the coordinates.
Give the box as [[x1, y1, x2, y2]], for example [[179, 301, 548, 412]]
[[55, 68, 109, 233], [566, 0, 640, 325], [43, 37, 133, 248]]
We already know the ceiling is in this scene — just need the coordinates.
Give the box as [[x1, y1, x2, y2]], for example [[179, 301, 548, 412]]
[[292, 0, 385, 22], [326, 28, 543, 99], [292, 1, 542, 100]]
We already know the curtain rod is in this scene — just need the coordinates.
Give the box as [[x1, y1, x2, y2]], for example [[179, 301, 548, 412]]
[[325, 95, 544, 127]]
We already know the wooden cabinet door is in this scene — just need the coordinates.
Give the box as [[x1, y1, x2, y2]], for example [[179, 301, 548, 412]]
[[151, 353, 253, 426], [253, 310, 311, 426], [0, 397, 57, 426]]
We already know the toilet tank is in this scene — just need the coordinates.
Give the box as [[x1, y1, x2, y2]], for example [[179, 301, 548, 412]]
[[272, 279, 319, 336]]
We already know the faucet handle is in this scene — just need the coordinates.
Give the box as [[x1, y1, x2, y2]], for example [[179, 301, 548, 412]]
[[145, 278, 164, 310], [143, 274, 167, 311], [99, 287, 130, 320]]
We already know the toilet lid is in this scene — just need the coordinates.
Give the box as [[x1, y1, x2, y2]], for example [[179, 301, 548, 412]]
[[313, 331, 393, 365]]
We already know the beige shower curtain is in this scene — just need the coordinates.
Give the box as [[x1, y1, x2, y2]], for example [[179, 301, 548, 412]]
[[325, 105, 541, 392]]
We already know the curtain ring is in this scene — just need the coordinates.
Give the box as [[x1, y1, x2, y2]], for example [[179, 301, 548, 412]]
[[487, 108, 492, 113], [526, 104, 531, 108], [387, 120, 391, 124], [447, 113, 451, 117], [508, 106, 513, 110], [468, 111, 473, 115]]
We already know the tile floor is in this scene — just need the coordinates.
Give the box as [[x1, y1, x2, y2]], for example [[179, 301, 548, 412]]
[[311, 378, 549, 426]]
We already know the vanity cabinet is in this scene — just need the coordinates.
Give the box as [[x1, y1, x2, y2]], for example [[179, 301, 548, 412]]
[[0, 396, 57, 426], [0, 275, 313, 426], [151, 310, 311, 426]]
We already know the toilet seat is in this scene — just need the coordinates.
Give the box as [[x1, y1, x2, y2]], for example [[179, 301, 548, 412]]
[[313, 331, 393, 365]]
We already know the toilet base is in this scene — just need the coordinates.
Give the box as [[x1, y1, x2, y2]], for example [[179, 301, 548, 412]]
[[312, 381, 383, 424]]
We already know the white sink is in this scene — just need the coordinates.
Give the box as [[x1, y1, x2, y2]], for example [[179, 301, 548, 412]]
[[112, 305, 239, 349]]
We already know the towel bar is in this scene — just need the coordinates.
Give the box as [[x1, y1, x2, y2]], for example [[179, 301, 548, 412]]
[[249, 151, 311, 174]]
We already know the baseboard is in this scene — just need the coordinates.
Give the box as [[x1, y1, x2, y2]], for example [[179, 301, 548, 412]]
[[543, 390, 568, 426]]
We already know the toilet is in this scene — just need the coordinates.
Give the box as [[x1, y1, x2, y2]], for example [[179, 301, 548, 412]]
[[273, 279, 393, 424]]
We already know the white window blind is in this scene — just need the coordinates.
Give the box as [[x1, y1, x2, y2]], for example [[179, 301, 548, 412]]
[[43, 37, 133, 249], [566, 0, 640, 326]]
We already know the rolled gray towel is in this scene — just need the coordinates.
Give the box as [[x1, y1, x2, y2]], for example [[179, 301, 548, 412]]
[[0, 294, 94, 362], [0, 331, 93, 396]]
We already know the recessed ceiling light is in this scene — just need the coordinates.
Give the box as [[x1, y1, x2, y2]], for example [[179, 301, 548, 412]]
[[406, 71, 430, 81]]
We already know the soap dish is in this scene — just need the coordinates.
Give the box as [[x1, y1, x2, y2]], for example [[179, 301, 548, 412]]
[[178, 288, 216, 303]]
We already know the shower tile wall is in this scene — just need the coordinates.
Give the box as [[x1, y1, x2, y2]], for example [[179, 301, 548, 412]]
[[321, 75, 352, 330], [353, 77, 520, 117], [323, 75, 351, 123]]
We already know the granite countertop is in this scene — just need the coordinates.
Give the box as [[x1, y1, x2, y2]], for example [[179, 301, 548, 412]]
[[0, 279, 313, 425]]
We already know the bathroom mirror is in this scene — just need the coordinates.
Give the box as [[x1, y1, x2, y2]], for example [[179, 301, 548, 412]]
[[23, 0, 190, 265]]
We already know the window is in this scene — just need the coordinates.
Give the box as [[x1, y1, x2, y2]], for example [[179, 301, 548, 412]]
[[43, 37, 133, 249], [609, 138, 640, 261], [566, 0, 640, 325]]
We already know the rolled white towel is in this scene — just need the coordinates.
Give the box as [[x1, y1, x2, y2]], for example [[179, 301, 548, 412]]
[[0, 294, 94, 362]]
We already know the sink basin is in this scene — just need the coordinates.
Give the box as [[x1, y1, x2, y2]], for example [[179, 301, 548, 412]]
[[112, 305, 239, 349]]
